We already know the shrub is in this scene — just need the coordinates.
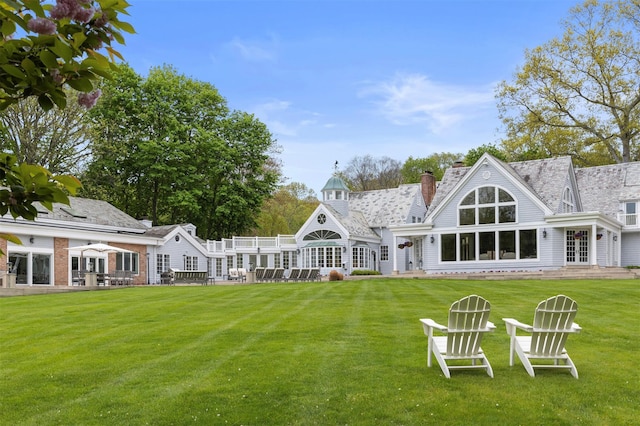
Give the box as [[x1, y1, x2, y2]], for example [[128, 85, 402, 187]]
[[351, 269, 381, 276], [328, 270, 344, 281]]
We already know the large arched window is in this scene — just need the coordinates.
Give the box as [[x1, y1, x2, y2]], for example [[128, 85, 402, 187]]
[[303, 230, 341, 240], [459, 186, 516, 226], [561, 187, 575, 213]]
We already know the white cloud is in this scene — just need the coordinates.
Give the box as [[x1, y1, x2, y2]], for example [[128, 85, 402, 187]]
[[226, 35, 278, 62], [360, 73, 495, 133], [250, 99, 323, 138]]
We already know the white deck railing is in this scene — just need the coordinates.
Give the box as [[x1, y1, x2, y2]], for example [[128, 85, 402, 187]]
[[205, 235, 297, 253], [618, 213, 639, 227]]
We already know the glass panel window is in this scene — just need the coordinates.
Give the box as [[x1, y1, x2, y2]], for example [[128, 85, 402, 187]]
[[519, 230, 537, 259], [478, 186, 495, 204], [459, 186, 516, 226], [441, 234, 456, 261], [479, 232, 495, 260], [499, 231, 516, 259], [460, 233, 475, 261], [461, 192, 475, 205], [478, 207, 495, 224], [499, 205, 516, 223], [459, 208, 475, 225], [116, 252, 139, 273], [157, 254, 170, 274], [380, 245, 389, 261], [499, 189, 514, 202]]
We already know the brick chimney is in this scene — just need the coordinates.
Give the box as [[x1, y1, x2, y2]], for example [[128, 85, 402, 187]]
[[420, 171, 436, 207]]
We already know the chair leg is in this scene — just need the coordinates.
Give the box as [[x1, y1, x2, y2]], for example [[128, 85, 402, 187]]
[[515, 344, 536, 377], [431, 347, 451, 379]]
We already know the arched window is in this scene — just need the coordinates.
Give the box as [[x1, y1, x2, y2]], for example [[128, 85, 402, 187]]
[[459, 186, 516, 226], [561, 187, 574, 213], [303, 230, 341, 240]]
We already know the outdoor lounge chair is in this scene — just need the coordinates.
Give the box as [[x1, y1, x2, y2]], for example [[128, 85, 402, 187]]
[[420, 295, 496, 378], [286, 268, 301, 282], [503, 295, 581, 378]]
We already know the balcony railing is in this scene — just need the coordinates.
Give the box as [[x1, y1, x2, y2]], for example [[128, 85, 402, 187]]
[[618, 213, 639, 227], [204, 235, 297, 253]]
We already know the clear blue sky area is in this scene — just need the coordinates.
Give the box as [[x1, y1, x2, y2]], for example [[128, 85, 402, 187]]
[[120, 0, 577, 195]]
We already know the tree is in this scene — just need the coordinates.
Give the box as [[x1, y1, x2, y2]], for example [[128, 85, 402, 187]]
[[251, 182, 318, 236], [341, 155, 403, 191], [465, 144, 509, 166], [401, 152, 462, 182], [496, 0, 640, 165], [0, 92, 93, 174], [0, 1, 131, 255], [0, 0, 133, 110], [82, 64, 281, 240]]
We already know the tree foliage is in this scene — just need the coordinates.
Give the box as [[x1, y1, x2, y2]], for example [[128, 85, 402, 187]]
[[401, 152, 462, 182], [496, 0, 640, 165], [0, 0, 133, 110], [0, 1, 131, 254], [465, 144, 509, 166], [0, 91, 93, 174], [251, 182, 318, 236], [340, 155, 403, 191], [81, 64, 281, 240]]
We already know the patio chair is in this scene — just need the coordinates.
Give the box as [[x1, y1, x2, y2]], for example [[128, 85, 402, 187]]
[[420, 295, 496, 378], [255, 267, 266, 281], [286, 268, 301, 282], [298, 268, 310, 281], [272, 268, 285, 282], [228, 268, 239, 280], [503, 295, 581, 378], [262, 268, 275, 282]]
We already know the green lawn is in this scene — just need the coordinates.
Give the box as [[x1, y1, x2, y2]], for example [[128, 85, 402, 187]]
[[1, 279, 638, 425]]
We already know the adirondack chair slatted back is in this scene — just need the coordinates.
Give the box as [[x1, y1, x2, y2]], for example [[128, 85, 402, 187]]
[[273, 268, 285, 281], [446, 295, 491, 357], [530, 295, 577, 357], [255, 267, 265, 280]]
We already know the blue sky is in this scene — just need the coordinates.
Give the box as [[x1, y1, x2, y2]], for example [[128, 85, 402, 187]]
[[119, 0, 577, 195]]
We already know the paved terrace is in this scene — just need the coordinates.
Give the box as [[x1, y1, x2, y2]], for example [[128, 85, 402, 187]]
[[1, 266, 637, 297]]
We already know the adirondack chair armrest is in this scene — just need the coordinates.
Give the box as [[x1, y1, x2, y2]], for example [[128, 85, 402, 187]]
[[486, 321, 496, 331], [571, 323, 581, 332], [502, 318, 533, 335], [420, 318, 447, 333]]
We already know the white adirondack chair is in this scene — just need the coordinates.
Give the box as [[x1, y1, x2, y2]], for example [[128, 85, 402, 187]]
[[420, 295, 496, 378], [503, 295, 581, 378]]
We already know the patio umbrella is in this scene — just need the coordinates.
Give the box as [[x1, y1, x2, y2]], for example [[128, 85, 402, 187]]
[[66, 243, 133, 255], [66, 243, 134, 272]]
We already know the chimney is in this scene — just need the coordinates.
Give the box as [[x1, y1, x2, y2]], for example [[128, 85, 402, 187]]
[[139, 217, 153, 228], [420, 171, 436, 206], [452, 160, 465, 168]]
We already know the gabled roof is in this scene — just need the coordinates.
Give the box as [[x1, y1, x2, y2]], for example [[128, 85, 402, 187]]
[[575, 162, 640, 218], [429, 156, 574, 214], [349, 183, 422, 227], [323, 204, 380, 240], [508, 156, 576, 212]]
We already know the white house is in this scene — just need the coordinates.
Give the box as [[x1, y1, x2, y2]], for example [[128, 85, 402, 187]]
[[4, 153, 640, 287], [391, 153, 639, 274]]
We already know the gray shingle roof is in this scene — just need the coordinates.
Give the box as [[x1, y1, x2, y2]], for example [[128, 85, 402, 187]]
[[430, 155, 640, 221], [349, 184, 422, 227], [32, 197, 146, 231], [324, 204, 380, 240], [575, 162, 640, 218]]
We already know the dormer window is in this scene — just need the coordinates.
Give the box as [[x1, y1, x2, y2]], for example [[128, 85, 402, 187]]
[[561, 187, 575, 213]]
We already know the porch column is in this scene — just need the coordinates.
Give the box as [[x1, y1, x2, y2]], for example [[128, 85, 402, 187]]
[[392, 235, 399, 274], [591, 224, 598, 266]]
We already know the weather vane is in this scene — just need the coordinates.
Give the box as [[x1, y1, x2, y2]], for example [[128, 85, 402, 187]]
[[334, 160, 338, 172]]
